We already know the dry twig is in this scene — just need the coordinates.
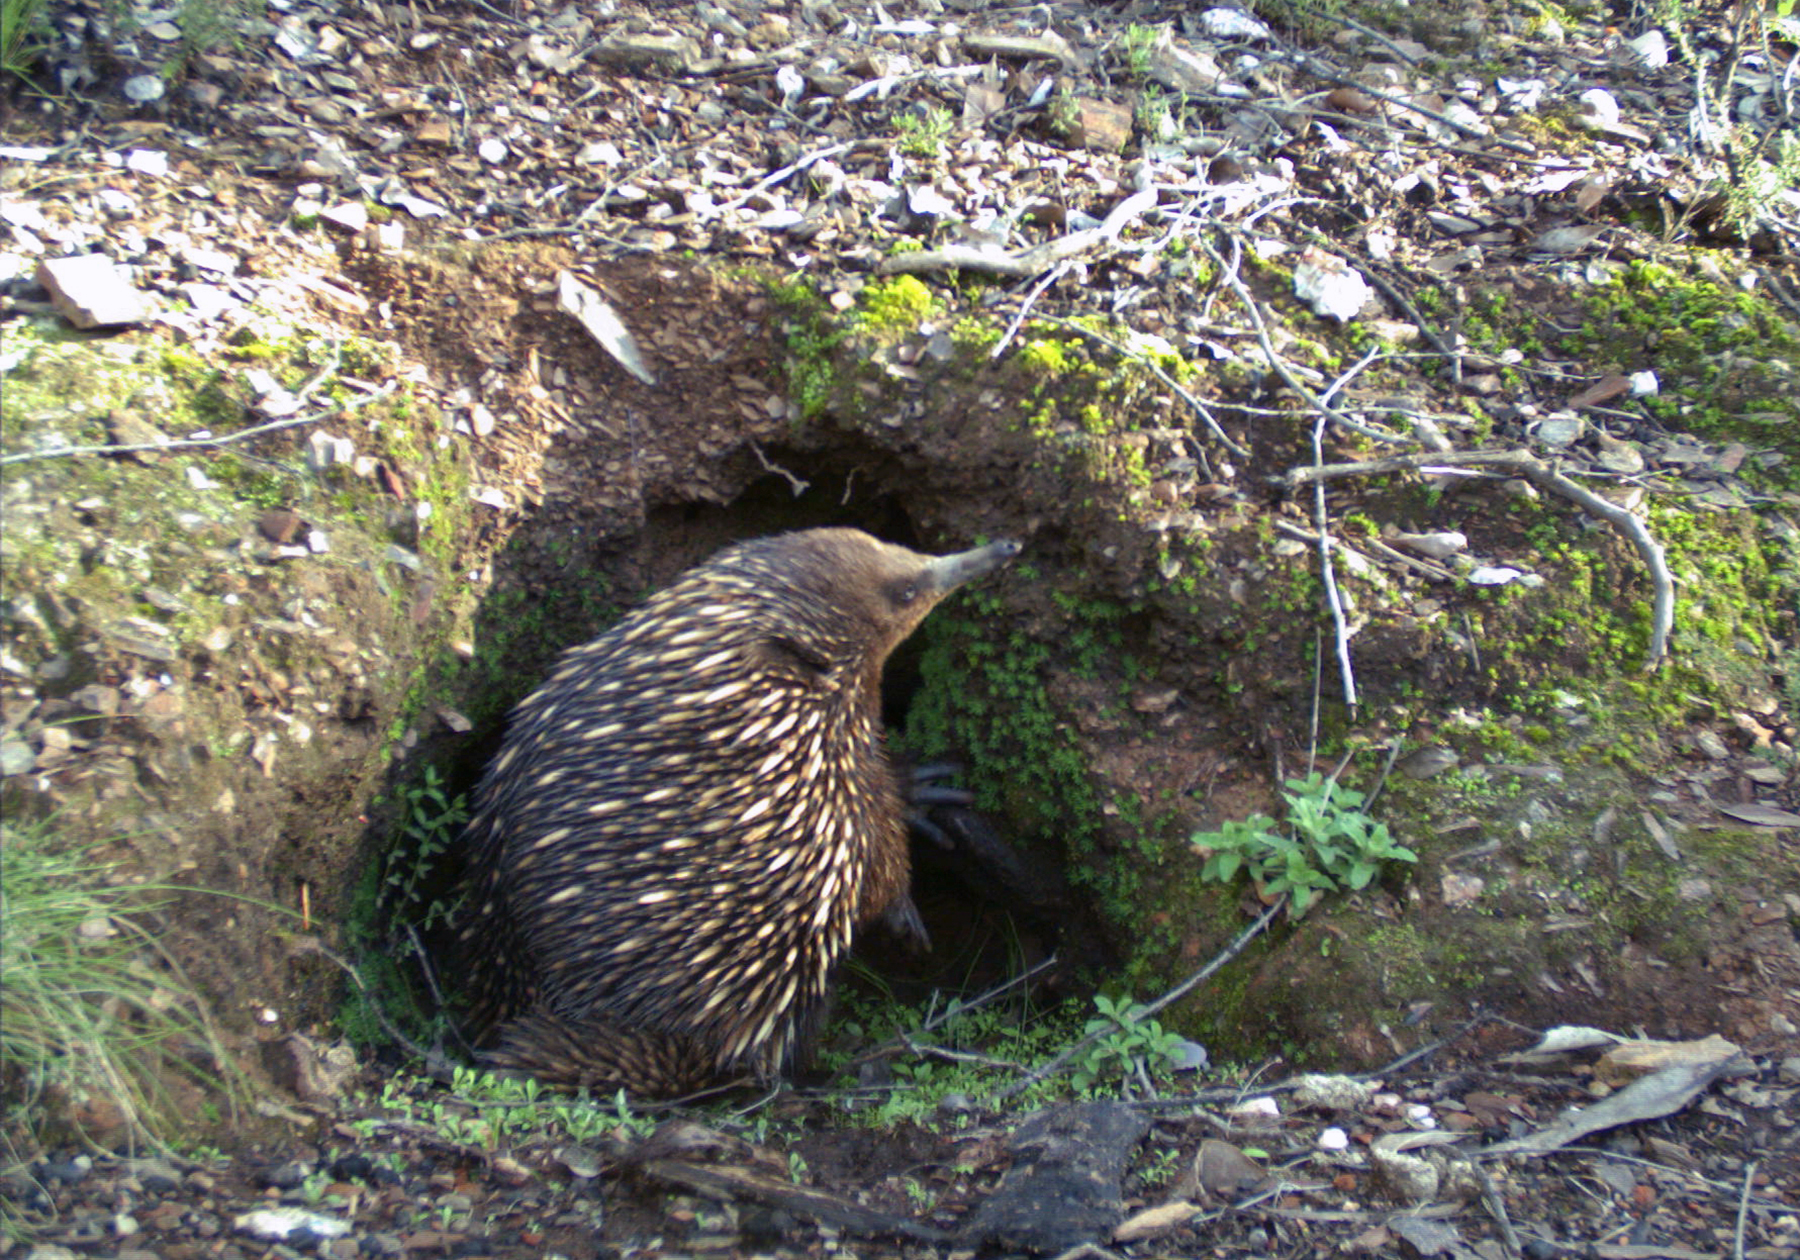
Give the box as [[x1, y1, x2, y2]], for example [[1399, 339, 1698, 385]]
[[0, 384, 397, 467], [1286, 450, 1675, 666], [993, 900, 1284, 1103], [879, 188, 1159, 279]]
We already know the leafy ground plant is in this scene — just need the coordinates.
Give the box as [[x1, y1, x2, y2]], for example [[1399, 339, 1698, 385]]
[[1072, 994, 1186, 1093], [1191, 772, 1418, 917], [0, 821, 240, 1153]]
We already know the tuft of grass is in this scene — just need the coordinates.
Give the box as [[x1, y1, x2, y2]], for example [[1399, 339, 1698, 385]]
[[2, 0, 48, 81], [0, 821, 241, 1154]]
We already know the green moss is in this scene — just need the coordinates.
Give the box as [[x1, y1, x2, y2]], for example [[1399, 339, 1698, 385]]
[[1563, 259, 1800, 484], [854, 276, 938, 333]]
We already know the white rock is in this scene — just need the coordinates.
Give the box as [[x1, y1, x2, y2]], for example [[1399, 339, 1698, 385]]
[[1625, 29, 1668, 67], [1199, 6, 1272, 39], [234, 1208, 350, 1241], [1534, 414, 1583, 446], [1468, 566, 1524, 585], [306, 431, 354, 469], [1389, 530, 1467, 560], [321, 202, 369, 232], [123, 76, 166, 104], [1228, 1096, 1280, 1118], [1577, 88, 1620, 127], [37, 254, 149, 328], [1318, 1127, 1350, 1151], [1292, 249, 1372, 321]]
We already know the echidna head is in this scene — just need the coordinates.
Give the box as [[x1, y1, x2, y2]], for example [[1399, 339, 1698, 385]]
[[746, 529, 1021, 667]]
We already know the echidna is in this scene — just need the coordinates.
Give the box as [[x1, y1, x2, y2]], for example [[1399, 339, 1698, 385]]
[[458, 527, 1021, 1096]]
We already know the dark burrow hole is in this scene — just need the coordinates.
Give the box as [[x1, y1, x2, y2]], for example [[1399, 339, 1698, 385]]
[[394, 439, 1100, 1072]]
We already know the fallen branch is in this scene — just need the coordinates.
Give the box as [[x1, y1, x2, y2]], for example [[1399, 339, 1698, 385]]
[[1310, 410, 1359, 709], [701, 141, 856, 221], [0, 383, 398, 466], [1286, 449, 1675, 668], [878, 187, 1159, 278]]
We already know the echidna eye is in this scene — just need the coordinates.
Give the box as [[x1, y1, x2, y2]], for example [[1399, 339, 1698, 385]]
[[899, 583, 918, 604]]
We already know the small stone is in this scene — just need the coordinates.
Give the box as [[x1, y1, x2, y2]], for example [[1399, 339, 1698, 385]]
[[490, 1155, 533, 1188], [123, 1158, 183, 1194], [0, 740, 37, 775], [1369, 1147, 1438, 1203], [1534, 414, 1583, 446], [321, 202, 369, 232], [122, 74, 166, 103], [259, 509, 305, 544], [1388, 530, 1466, 560], [259, 1160, 311, 1190], [306, 431, 355, 469], [1694, 729, 1729, 760]]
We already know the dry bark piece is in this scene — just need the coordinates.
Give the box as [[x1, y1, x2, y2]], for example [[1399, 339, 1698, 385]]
[[556, 271, 657, 386], [961, 1102, 1149, 1253], [961, 31, 1076, 65], [1144, 37, 1228, 94]]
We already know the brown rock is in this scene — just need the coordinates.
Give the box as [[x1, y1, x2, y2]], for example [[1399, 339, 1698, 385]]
[[259, 509, 305, 544], [594, 32, 701, 73], [108, 409, 169, 462], [1069, 98, 1133, 154]]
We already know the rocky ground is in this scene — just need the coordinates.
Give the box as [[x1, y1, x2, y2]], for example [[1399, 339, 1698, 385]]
[[4, 0, 1800, 1254]]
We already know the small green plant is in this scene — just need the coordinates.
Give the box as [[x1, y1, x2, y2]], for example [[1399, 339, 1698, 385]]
[[893, 105, 954, 158], [1071, 994, 1185, 1093], [1192, 772, 1418, 917], [1135, 84, 1175, 141], [1140, 1147, 1183, 1186], [1047, 89, 1081, 139], [787, 1151, 809, 1184], [1120, 22, 1161, 76], [381, 765, 468, 932]]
